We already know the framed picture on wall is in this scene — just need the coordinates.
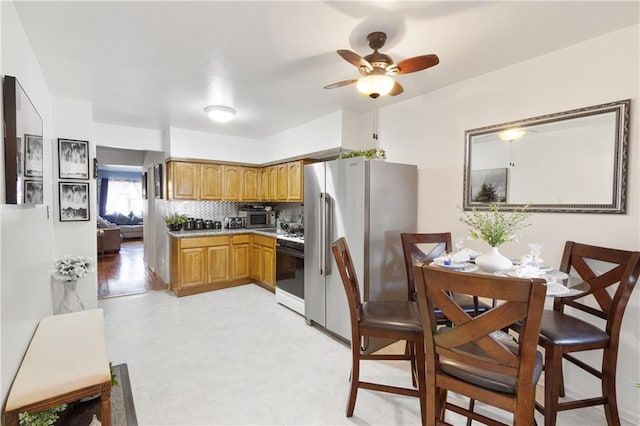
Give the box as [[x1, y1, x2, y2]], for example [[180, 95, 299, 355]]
[[58, 138, 89, 179], [141, 172, 148, 199], [470, 168, 508, 203], [59, 182, 90, 221], [154, 164, 163, 199], [24, 180, 43, 204], [24, 134, 43, 177]]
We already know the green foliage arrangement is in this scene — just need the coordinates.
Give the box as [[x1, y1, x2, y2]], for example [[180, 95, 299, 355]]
[[164, 213, 188, 226], [459, 203, 531, 247], [338, 148, 386, 160], [19, 404, 67, 426]]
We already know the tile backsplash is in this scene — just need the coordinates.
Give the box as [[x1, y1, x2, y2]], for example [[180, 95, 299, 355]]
[[167, 201, 303, 225]]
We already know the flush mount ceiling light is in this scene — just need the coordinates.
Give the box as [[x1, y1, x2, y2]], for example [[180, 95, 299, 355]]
[[204, 105, 236, 123]]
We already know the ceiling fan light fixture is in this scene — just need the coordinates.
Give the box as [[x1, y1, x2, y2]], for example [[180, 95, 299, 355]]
[[498, 128, 525, 142], [204, 105, 236, 123], [356, 74, 394, 98]]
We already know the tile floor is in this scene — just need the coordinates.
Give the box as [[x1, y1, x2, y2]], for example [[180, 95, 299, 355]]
[[100, 285, 612, 425]]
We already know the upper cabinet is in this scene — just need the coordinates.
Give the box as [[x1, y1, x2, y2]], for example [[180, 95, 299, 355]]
[[200, 163, 223, 200], [167, 159, 309, 202]]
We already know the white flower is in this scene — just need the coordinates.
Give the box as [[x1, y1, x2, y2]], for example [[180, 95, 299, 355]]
[[51, 255, 94, 281]]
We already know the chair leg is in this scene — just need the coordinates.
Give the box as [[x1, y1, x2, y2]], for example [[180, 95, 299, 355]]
[[544, 347, 563, 426], [466, 399, 475, 426], [558, 359, 565, 398], [409, 340, 418, 388], [602, 349, 621, 426], [414, 335, 427, 426], [346, 347, 360, 417]]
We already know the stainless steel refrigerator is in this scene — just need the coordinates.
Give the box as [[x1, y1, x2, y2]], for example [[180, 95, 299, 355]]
[[304, 157, 417, 345]]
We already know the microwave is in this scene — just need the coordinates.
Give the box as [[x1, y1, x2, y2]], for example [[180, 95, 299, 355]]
[[238, 210, 276, 228]]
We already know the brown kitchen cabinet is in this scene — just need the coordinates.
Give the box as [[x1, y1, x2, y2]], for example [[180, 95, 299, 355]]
[[223, 165, 242, 201], [231, 234, 250, 280], [259, 167, 270, 201], [268, 166, 278, 201], [167, 161, 223, 201], [241, 167, 259, 201], [287, 160, 303, 201], [170, 235, 249, 297], [276, 163, 288, 201], [251, 234, 276, 288]]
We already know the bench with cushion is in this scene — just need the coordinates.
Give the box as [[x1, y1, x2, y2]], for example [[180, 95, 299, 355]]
[[3, 309, 112, 426]]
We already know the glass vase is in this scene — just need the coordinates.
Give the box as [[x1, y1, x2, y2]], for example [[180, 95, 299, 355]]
[[55, 279, 85, 314]]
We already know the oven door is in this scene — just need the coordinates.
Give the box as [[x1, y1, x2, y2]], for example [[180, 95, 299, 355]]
[[275, 244, 305, 315]]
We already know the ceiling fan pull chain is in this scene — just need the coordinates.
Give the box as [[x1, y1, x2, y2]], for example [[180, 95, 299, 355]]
[[373, 108, 379, 140]]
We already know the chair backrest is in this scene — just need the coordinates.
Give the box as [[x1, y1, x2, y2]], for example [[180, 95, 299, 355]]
[[556, 241, 640, 339], [401, 232, 452, 300], [415, 264, 547, 411], [332, 237, 363, 341]]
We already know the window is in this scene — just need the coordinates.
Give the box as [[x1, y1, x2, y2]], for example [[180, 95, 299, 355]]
[[105, 179, 142, 216]]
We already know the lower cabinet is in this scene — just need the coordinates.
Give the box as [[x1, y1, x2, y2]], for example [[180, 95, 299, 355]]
[[251, 235, 276, 288], [170, 233, 276, 296]]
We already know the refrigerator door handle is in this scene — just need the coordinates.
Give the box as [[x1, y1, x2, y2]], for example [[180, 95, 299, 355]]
[[319, 192, 325, 275], [324, 192, 332, 275]]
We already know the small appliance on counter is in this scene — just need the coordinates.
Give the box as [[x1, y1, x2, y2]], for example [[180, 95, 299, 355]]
[[225, 217, 245, 229], [238, 209, 276, 228], [213, 221, 222, 229]]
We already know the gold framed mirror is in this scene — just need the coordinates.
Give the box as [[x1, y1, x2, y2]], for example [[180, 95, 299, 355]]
[[463, 99, 630, 213]]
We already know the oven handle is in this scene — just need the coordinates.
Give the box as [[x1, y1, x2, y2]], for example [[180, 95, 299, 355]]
[[276, 245, 304, 259]]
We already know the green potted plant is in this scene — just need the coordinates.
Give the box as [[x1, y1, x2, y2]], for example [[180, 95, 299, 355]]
[[164, 213, 188, 231], [459, 203, 531, 272], [337, 148, 386, 160]]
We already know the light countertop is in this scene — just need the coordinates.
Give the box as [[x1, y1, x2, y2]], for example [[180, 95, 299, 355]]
[[167, 228, 284, 239]]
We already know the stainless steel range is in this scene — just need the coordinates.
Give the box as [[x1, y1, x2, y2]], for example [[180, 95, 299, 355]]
[[275, 231, 304, 315]]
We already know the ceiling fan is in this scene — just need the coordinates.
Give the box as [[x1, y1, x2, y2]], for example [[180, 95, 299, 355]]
[[324, 31, 439, 99]]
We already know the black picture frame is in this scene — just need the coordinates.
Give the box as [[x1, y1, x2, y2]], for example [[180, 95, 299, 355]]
[[59, 182, 90, 222], [154, 164, 163, 199], [58, 138, 89, 179], [141, 172, 148, 199], [93, 157, 98, 179], [24, 180, 43, 204]]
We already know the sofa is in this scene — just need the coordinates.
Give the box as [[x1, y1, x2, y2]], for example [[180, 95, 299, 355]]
[[99, 212, 144, 239]]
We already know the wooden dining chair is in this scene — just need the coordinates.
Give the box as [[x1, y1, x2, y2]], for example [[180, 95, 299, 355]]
[[332, 237, 426, 425], [401, 232, 491, 319], [415, 264, 547, 425], [535, 241, 640, 426]]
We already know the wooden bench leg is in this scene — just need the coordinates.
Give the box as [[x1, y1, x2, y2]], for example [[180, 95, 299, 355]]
[[100, 382, 112, 426], [4, 410, 19, 426]]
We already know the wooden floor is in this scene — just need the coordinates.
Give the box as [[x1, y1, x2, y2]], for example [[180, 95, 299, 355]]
[[97, 239, 167, 299]]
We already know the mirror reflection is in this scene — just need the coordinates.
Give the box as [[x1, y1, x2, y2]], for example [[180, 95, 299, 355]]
[[463, 99, 630, 213]]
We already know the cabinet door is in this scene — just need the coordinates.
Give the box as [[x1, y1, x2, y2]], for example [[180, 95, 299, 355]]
[[262, 246, 275, 287], [223, 166, 241, 201], [268, 166, 278, 201], [232, 243, 250, 279], [287, 160, 303, 201], [207, 245, 230, 283], [259, 167, 270, 201], [241, 167, 259, 201], [250, 244, 262, 282], [201, 164, 223, 200], [277, 163, 288, 201], [180, 247, 206, 287], [172, 162, 199, 200]]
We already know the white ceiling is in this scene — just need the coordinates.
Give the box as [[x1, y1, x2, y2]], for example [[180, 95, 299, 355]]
[[13, 1, 639, 139]]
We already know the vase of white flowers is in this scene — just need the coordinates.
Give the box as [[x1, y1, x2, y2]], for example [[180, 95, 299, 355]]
[[459, 204, 531, 272], [51, 255, 93, 314]]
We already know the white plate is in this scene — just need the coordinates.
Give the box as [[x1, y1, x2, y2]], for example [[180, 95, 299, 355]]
[[546, 281, 571, 296], [431, 260, 479, 273]]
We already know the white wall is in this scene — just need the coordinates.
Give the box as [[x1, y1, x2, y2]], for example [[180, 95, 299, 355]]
[[1, 0, 55, 402], [97, 146, 145, 167], [51, 97, 98, 311], [94, 122, 162, 152], [263, 110, 343, 162], [168, 127, 261, 163], [379, 25, 640, 423]]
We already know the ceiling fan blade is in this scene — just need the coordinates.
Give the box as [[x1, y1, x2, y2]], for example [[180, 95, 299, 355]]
[[324, 79, 358, 90], [389, 81, 404, 96], [394, 54, 440, 74], [337, 50, 373, 71]]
